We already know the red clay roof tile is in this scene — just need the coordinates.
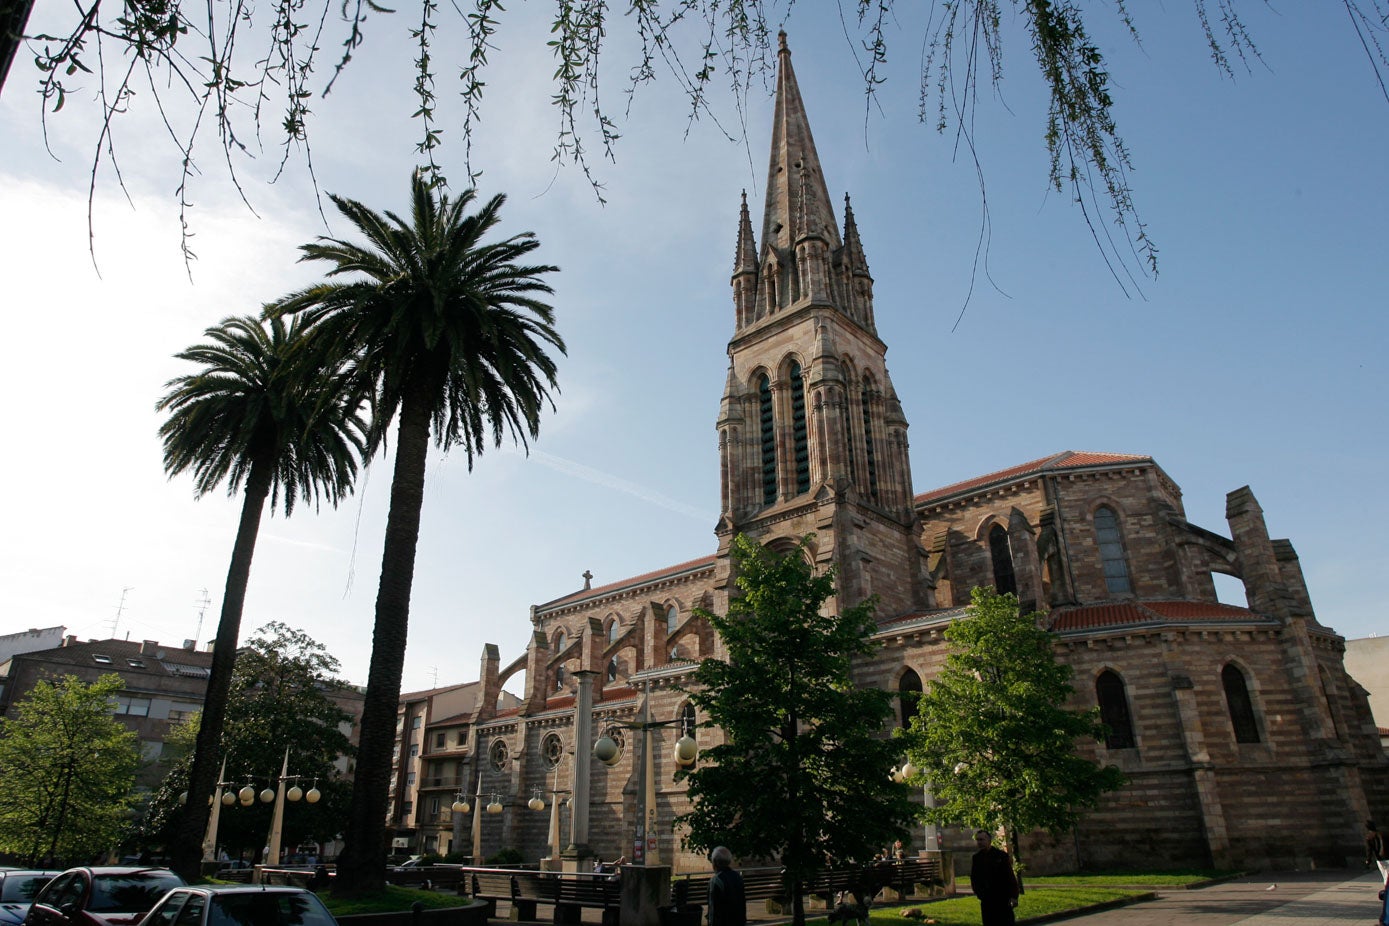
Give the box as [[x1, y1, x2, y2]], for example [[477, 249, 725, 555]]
[[914, 451, 1152, 506]]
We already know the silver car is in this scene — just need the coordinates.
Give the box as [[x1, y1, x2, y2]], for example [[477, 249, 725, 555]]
[[139, 887, 338, 926]]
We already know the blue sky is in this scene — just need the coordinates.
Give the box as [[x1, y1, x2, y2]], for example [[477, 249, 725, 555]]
[[1, 4, 1384, 692]]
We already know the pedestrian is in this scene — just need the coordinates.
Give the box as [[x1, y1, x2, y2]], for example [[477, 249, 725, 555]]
[[706, 846, 746, 926], [1367, 820, 1389, 879], [969, 830, 1019, 926]]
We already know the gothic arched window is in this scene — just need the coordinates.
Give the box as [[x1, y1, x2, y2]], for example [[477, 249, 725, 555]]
[[607, 619, 620, 644], [679, 702, 696, 738], [1094, 506, 1133, 595], [898, 668, 923, 729], [1096, 670, 1135, 749], [1222, 664, 1261, 744], [789, 361, 810, 495], [860, 379, 879, 503], [758, 374, 776, 506], [666, 604, 679, 636], [989, 524, 1017, 596], [606, 658, 619, 684], [554, 664, 566, 691], [555, 629, 567, 653]]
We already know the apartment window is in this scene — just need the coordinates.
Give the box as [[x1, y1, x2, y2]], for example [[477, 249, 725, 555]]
[[409, 743, 419, 758], [126, 658, 145, 668], [411, 716, 422, 730], [113, 695, 151, 717], [435, 732, 446, 749], [93, 654, 113, 665], [1096, 670, 1135, 749], [406, 771, 416, 786]]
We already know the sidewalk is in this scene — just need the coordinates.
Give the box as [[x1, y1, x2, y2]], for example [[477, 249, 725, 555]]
[[1029, 870, 1385, 926], [495, 869, 1386, 926]]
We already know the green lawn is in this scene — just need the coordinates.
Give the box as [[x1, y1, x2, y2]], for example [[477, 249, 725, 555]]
[[1024, 870, 1237, 887], [320, 885, 474, 916], [807, 887, 1149, 926]]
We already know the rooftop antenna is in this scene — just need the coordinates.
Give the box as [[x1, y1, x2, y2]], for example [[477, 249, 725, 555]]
[[111, 587, 133, 639], [193, 588, 211, 644], [429, 666, 439, 688]]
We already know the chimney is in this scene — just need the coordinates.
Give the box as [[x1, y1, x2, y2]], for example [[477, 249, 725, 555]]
[[204, 641, 215, 652], [64, 635, 78, 647], [140, 640, 159, 655], [183, 639, 196, 651]]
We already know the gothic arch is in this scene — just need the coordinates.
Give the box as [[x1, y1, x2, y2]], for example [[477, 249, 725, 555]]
[[1220, 659, 1263, 744], [1093, 666, 1136, 749], [1089, 500, 1134, 597], [896, 666, 923, 729]]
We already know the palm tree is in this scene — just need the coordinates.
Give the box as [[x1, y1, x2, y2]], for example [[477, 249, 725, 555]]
[[156, 314, 367, 880], [269, 172, 563, 892]]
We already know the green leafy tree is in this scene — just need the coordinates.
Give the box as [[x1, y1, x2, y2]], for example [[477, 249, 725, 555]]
[[6, 2, 1387, 278], [268, 171, 564, 893], [902, 586, 1125, 866], [0, 674, 140, 865], [140, 623, 354, 860], [157, 314, 367, 881], [678, 534, 919, 926]]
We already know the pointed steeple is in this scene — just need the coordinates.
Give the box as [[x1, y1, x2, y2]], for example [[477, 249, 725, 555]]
[[842, 193, 869, 275], [734, 190, 758, 275], [763, 31, 840, 254]]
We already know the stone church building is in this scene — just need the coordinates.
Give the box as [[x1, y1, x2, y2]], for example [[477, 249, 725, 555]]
[[421, 35, 1387, 873]]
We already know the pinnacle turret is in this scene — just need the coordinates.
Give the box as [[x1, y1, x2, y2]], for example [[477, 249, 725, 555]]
[[734, 191, 758, 275]]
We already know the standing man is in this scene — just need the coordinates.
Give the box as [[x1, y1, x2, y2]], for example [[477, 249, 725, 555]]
[[969, 830, 1019, 926], [1367, 820, 1388, 879], [707, 846, 746, 926]]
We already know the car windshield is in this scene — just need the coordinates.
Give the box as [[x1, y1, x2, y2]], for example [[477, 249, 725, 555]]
[[208, 893, 336, 926], [89, 873, 184, 913], [0, 875, 52, 903]]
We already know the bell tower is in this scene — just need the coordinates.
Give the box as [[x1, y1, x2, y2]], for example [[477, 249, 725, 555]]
[[716, 33, 931, 618]]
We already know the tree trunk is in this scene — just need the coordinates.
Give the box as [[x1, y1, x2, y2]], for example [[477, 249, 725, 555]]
[[169, 456, 274, 881], [334, 382, 433, 895]]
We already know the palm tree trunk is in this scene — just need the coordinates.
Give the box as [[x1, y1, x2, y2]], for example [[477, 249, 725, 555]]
[[170, 456, 274, 881], [335, 380, 433, 895]]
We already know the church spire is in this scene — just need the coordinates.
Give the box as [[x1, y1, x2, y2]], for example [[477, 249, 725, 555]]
[[763, 31, 840, 254], [732, 190, 759, 326]]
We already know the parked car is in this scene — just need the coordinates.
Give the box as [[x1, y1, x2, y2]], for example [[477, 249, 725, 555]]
[[23, 868, 185, 926], [0, 871, 63, 926], [139, 886, 338, 926]]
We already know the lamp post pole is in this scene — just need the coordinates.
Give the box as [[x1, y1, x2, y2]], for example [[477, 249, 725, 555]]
[[200, 757, 229, 862]]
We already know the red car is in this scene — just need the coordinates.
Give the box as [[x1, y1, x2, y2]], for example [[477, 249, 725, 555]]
[[23, 868, 185, 926]]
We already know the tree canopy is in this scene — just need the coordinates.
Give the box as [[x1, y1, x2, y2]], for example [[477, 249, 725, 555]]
[[140, 623, 354, 860], [156, 313, 366, 879], [678, 534, 918, 926], [6, 3, 1387, 280], [0, 673, 140, 865], [267, 171, 563, 893], [902, 587, 1124, 860]]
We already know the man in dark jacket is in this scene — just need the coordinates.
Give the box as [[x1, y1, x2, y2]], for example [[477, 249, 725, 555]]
[[969, 830, 1019, 926], [707, 846, 746, 926]]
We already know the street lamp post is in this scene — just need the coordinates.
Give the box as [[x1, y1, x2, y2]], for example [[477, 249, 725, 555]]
[[593, 683, 696, 865], [264, 747, 321, 865]]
